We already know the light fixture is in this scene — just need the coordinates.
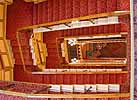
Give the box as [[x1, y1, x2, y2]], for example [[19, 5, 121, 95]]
[[78, 36, 92, 39], [71, 58, 79, 63], [71, 20, 79, 24], [33, 27, 51, 33], [92, 34, 122, 39], [108, 16, 118, 24], [49, 24, 69, 31], [68, 39, 77, 46], [107, 34, 121, 38]]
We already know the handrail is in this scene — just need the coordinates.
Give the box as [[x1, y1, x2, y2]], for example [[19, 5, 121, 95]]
[[32, 71, 128, 75], [0, 90, 130, 98], [17, 11, 130, 31]]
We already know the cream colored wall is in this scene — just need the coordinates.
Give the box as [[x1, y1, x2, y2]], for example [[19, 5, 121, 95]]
[[0, 1, 14, 81]]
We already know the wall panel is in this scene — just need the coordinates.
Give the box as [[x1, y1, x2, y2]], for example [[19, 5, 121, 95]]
[[117, 0, 130, 11], [73, 0, 80, 18], [109, 74, 116, 84], [80, 0, 88, 17], [97, 0, 107, 13], [47, 0, 53, 22], [107, 0, 117, 12], [59, 0, 66, 20], [65, 0, 73, 19], [52, 0, 59, 21], [0, 22, 4, 37], [38, 2, 44, 24], [88, 0, 97, 15], [32, 4, 38, 25], [0, 4, 4, 19]]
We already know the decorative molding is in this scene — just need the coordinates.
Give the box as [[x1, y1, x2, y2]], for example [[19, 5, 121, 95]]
[[24, 0, 47, 4], [32, 71, 128, 75], [0, 91, 130, 98], [0, 2, 14, 81], [0, 0, 13, 5]]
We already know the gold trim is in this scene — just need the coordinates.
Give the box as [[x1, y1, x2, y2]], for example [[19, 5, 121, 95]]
[[0, 52, 8, 55], [0, 90, 130, 98], [62, 64, 127, 67], [24, 0, 47, 4], [0, 37, 4, 39], [3, 3, 7, 38], [32, 71, 128, 75], [64, 40, 69, 63], [28, 93, 130, 98], [3, 69, 13, 80], [3, 40, 12, 67]]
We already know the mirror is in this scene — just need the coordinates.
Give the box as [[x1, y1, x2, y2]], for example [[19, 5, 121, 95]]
[[57, 35, 127, 66]]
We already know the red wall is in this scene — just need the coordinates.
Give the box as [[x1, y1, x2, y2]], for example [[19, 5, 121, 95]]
[[7, 0, 130, 99], [7, 0, 130, 40]]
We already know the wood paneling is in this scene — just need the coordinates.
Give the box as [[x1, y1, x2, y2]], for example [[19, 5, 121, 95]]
[[0, 4, 4, 20], [0, 22, 3, 37]]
